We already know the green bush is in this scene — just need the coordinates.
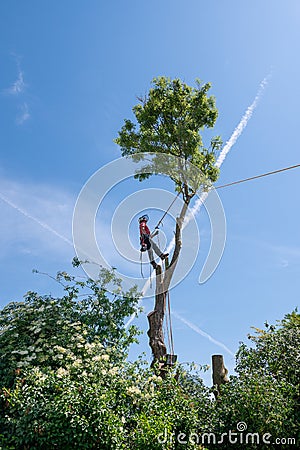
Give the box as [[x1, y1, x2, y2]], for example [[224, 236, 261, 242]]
[[1, 263, 299, 449]]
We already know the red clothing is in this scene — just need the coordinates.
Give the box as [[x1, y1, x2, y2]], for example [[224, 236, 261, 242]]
[[139, 220, 151, 236]]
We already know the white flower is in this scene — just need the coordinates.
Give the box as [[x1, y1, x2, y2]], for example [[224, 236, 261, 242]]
[[148, 375, 162, 382], [25, 354, 36, 361], [73, 359, 82, 368], [101, 354, 109, 361], [127, 386, 141, 395], [56, 368, 69, 378], [54, 346, 66, 354]]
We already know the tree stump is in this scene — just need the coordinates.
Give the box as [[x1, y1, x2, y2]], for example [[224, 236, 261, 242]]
[[212, 354, 229, 397]]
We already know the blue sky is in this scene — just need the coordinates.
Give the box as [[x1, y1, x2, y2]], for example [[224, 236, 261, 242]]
[[1, 1, 300, 383]]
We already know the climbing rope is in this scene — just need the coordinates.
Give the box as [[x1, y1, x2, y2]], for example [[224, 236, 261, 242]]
[[154, 191, 181, 230], [214, 163, 300, 191], [152, 163, 300, 231], [166, 290, 174, 355], [159, 257, 174, 357], [140, 251, 144, 279]]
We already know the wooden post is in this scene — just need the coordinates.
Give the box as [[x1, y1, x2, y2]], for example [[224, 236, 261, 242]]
[[212, 354, 229, 397]]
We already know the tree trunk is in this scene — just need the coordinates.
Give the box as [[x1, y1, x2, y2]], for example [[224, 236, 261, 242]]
[[147, 194, 191, 367], [147, 265, 167, 363], [212, 354, 229, 397]]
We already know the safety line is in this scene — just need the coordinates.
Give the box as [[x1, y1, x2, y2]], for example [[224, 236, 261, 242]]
[[214, 163, 300, 190], [154, 191, 181, 229], [167, 291, 174, 355]]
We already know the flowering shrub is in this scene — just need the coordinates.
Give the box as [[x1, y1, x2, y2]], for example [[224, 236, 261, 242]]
[[1, 343, 212, 449], [0, 263, 140, 390]]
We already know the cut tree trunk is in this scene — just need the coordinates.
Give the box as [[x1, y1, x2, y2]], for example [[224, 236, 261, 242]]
[[147, 197, 190, 367], [147, 264, 167, 364]]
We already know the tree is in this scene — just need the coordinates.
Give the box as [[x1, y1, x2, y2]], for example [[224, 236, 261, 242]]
[[210, 311, 300, 449], [115, 76, 222, 364]]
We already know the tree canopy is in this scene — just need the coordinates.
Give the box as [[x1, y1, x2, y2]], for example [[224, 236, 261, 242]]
[[115, 76, 222, 200]]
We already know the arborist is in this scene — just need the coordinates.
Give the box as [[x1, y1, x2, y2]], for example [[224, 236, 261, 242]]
[[138, 214, 169, 269]]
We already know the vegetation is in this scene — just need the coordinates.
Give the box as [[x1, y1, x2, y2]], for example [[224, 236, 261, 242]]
[[212, 311, 300, 449], [0, 262, 299, 449], [115, 76, 222, 191]]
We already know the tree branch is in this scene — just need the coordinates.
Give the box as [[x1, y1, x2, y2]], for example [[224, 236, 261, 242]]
[[163, 198, 190, 291]]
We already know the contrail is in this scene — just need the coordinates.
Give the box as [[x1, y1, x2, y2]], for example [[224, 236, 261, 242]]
[[172, 311, 234, 357], [0, 192, 73, 247], [188, 73, 270, 220], [215, 74, 270, 168]]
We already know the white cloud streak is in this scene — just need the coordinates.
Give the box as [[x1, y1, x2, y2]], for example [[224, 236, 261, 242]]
[[172, 311, 234, 356], [215, 74, 270, 168], [0, 191, 73, 247], [16, 102, 30, 125], [6, 68, 25, 95], [3, 58, 31, 124]]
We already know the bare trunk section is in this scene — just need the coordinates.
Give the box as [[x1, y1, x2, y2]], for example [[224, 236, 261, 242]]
[[147, 265, 167, 363], [147, 196, 191, 366]]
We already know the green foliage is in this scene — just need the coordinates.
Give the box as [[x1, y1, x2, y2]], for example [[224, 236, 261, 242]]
[[0, 263, 141, 390], [1, 275, 299, 450], [211, 311, 300, 449], [115, 77, 222, 198], [1, 352, 212, 449], [235, 309, 300, 389]]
